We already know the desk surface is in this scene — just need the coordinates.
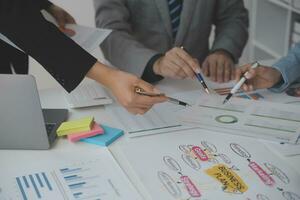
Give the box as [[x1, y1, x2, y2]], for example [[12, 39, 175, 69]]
[[3, 78, 297, 200]]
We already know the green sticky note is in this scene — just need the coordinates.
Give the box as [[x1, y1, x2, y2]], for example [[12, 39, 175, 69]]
[[56, 116, 94, 136]]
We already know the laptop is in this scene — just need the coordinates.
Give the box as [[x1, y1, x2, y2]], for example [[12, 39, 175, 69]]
[[0, 74, 68, 150]]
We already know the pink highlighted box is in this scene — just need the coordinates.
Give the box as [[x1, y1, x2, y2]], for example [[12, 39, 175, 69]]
[[68, 123, 104, 142]]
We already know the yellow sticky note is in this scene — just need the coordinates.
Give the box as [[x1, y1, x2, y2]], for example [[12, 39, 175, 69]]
[[205, 164, 248, 194], [56, 117, 94, 136]]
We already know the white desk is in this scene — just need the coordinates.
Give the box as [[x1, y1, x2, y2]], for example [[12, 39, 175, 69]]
[[2, 78, 299, 200]]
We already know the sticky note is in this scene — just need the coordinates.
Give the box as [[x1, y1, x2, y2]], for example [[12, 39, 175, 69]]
[[67, 123, 104, 142], [80, 125, 124, 146], [205, 164, 248, 193], [56, 117, 94, 136]]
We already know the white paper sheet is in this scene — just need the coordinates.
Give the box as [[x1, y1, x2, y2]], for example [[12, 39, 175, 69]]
[[0, 24, 110, 54], [105, 91, 201, 137], [205, 81, 300, 156], [65, 24, 111, 53], [119, 128, 300, 200], [179, 95, 300, 144], [0, 144, 141, 200]]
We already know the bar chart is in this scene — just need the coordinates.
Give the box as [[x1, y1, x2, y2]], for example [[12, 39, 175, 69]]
[[14, 162, 116, 200], [15, 172, 62, 200], [59, 166, 107, 199]]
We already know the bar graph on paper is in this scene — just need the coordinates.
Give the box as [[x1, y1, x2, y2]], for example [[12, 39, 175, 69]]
[[14, 165, 109, 200]]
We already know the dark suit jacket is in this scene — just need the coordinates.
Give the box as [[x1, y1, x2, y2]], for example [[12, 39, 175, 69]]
[[0, 0, 97, 92]]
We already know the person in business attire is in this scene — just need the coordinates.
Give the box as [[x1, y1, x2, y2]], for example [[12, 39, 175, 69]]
[[235, 43, 300, 92], [0, 1, 75, 74], [94, 0, 249, 83], [0, 0, 167, 114]]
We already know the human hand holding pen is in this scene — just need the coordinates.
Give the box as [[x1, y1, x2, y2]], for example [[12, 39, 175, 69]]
[[87, 63, 167, 115], [223, 62, 259, 104], [135, 87, 191, 107], [235, 63, 282, 92], [153, 47, 201, 79]]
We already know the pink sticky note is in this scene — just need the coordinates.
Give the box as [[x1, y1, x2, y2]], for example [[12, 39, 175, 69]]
[[68, 123, 104, 142]]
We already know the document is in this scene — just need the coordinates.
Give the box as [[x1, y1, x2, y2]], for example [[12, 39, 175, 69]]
[[180, 95, 300, 143], [65, 24, 111, 53], [105, 91, 201, 137], [0, 144, 141, 200], [0, 24, 111, 54], [119, 128, 300, 200]]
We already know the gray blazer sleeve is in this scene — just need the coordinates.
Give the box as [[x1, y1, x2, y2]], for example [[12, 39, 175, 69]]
[[211, 0, 249, 63], [94, 0, 159, 77]]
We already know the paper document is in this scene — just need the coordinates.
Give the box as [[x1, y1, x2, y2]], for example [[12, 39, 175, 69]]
[[119, 128, 300, 200], [105, 91, 200, 137], [65, 82, 113, 108], [0, 145, 141, 200], [179, 95, 300, 143], [0, 24, 110, 54], [65, 24, 111, 53]]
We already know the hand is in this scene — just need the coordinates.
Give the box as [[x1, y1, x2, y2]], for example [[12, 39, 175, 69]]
[[46, 5, 76, 36], [87, 62, 167, 115], [202, 50, 235, 83], [235, 63, 282, 92], [153, 47, 200, 79]]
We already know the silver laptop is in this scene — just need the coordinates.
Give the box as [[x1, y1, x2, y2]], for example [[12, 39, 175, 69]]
[[0, 74, 68, 150]]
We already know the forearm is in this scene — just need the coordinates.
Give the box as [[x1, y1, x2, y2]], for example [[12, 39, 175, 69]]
[[211, 0, 249, 63], [0, 0, 97, 92], [94, 0, 160, 77], [33, 0, 53, 10], [270, 44, 300, 92]]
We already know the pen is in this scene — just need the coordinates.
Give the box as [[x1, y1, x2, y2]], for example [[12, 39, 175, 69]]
[[223, 61, 259, 104], [180, 46, 210, 94], [134, 87, 191, 107]]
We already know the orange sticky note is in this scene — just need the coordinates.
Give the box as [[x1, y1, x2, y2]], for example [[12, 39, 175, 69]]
[[68, 123, 104, 142]]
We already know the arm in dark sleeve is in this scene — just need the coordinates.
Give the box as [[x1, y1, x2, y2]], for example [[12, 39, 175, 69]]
[[141, 54, 164, 83], [0, 0, 97, 92], [34, 0, 53, 10], [211, 0, 249, 63]]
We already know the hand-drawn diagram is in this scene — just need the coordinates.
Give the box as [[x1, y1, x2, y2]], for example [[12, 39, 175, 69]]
[[157, 140, 300, 200], [159, 156, 201, 199], [230, 143, 299, 200]]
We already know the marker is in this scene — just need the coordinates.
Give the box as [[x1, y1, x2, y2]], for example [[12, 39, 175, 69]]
[[135, 87, 191, 107], [180, 47, 210, 94], [223, 62, 259, 104]]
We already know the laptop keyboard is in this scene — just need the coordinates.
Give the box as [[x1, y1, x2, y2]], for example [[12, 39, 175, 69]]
[[45, 123, 56, 135]]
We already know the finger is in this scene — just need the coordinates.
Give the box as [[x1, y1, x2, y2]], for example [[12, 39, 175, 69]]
[[172, 58, 195, 79], [59, 27, 76, 37], [127, 107, 150, 115], [235, 67, 243, 82], [66, 14, 76, 24], [135, 81, 168, 104], [244, 68, 256, 80], [208, 58, 217, 81], [231, 67, 236, 80], [176, 48, 201, 74], [224, 62, 232, 82], [216, 59, 225, 83], [202, 59, 209, 76], [167, 52, 191, 78]]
